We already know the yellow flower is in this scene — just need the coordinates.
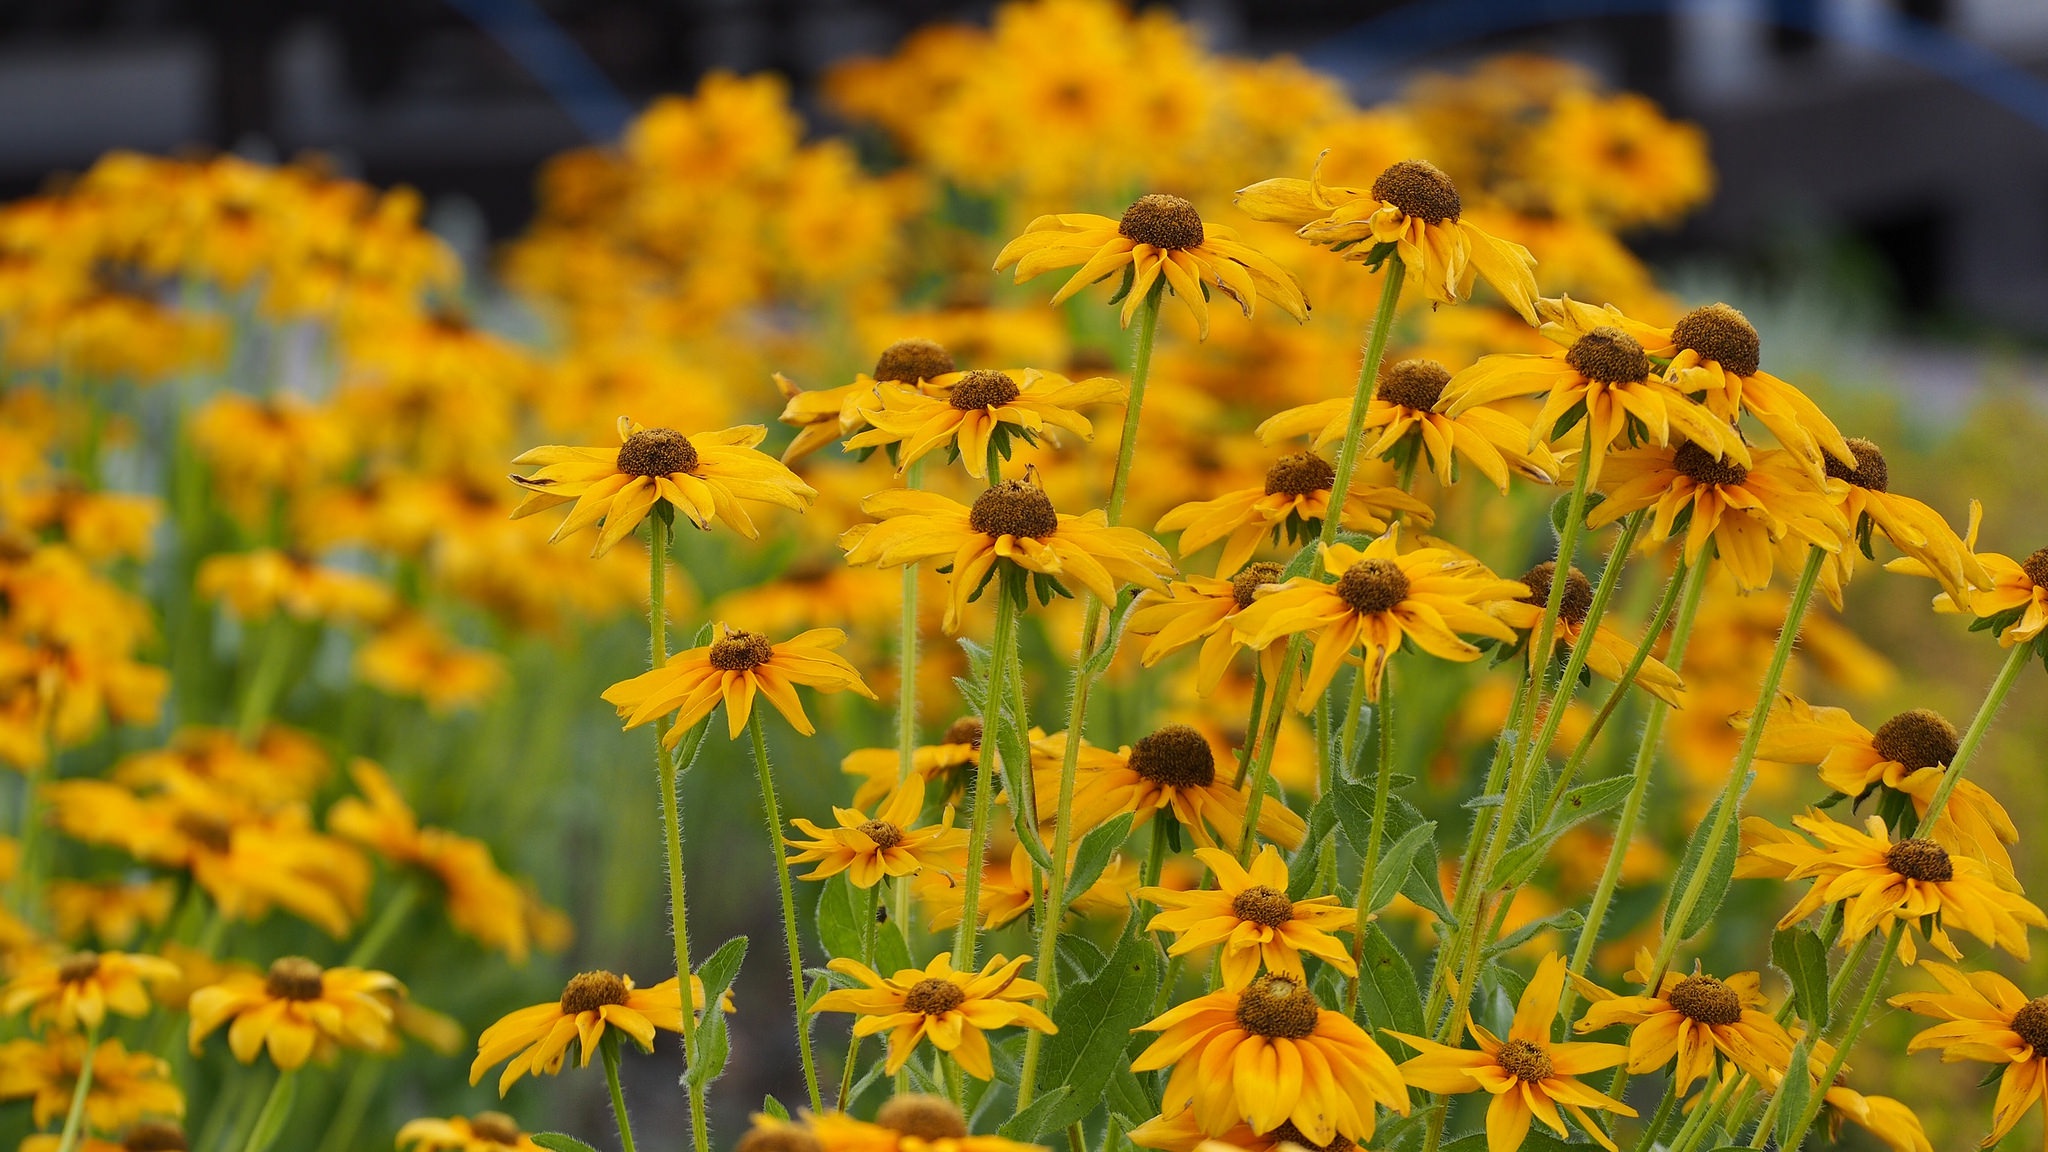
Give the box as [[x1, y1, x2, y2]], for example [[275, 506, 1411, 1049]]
[[603, 625, 876, 742], [1138, 846, 1352, 989], [841, 716, 983, 810], [0, 1034, 182, 1132], [1123, 1109, 1320, 1152], [1128, 563, 1286, 695], [774, 337, 965, 464], [1889, 501, 2048, 646], [20, 1124, 178, 1152], [354, 616, 505, 713], [1031, 726, 1306, 852], [0, 950, 179, 1032], [1389, 954, 1635, 1152], [188, 956, 404, 1070], [1494, 562, 1684, 706], [1531, 90, 1713, 230], [841, 478, 1175, 633], [1741, 694, 2017, 887], [1257, 358, 1559, 493], [1815, 436, 1986, 604], [48, 880, 177, 949], [1819, 1083, 1930, 1152], [1231, 528, 1526, 706], [195, 549, 395, 625], [803, 1092, 1046, 1152], [1236, 157, 1537, 323], [397, 1111, 544, 1152], [510, 417, 818, 556], [1735, 810, 2046, 964], [784, 784, 966, 888], [812, 953, 1054, 1080], [1131, 973, 1408, 1145], [1889, 960, 2048, 1149], [470, 969, 713, 1095], [1569, 949, 1794, 1094], [1154, 452, 1434, 577], [993, 193, 1308, 340], [1437, 299, 1747, 488], [844, 368, 1125, 479]]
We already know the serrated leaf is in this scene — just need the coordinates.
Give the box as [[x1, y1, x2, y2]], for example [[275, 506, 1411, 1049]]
[[1355, 923, 1424, 1038], [997, 1085, 1073, 1141], [1035, 920, 1161, 1130], [1490, 776, 1634, 889], [1771, 925, 1830, 1031], [1663, 775, 1751, 941], [1775, 1034, 1815, 1148], [532, 1136, 602, 1152], [1065, 812, 1135, 903]]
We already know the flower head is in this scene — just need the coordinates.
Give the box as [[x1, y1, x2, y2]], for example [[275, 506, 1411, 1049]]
[[784, 783, 966, 888], [1889, 501, 2048, 647], [1569, 948, 1794, 1093], [1139, 846, 1353, 989], [1817, 436, 1987, 604], [1494, 562, 1684, 706], [188, 956, 405, 1070], [1128, 563, 1286, 696], [1890, 960, 2048, 1149], [840, 717, 983, 810], [812, 953, 1054, 1080], [1154, 452, 1433, 577], [603, 624, 876, 742], [397, 1111, 543, 1152], [1, 950, 180, 1033], [469, 968, 715, 1095], [803, 1093, 1045, 1152], [844, 368, 1125, 479], [774, 337, 965, 464], [1031, 726, 1306, 852]]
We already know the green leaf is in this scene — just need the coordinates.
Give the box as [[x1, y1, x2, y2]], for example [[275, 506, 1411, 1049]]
[[875, 917, 913, 975], [997, 1086, 1073, 1142], [1331, 782, 1448, 920], [1442, 1128, 1579, 1152], [815, 873, 867, 963], [1367, 820, 1436, 914], [1079, 589, 1141, 680], [1355, 923, 1424, 1038], [1490, 776, 1634, 889], [690, 1003, 730, 1088], [1065, 812, 1136, 904], [1775, 1034, 1815, 1148], [695, 936, 747, 1003], [1108, 1065, 1159, 1125], [1485, 909, 1583, 959], [1035, 920, 1162, 1130], [1771, 925, 1830, 1030], [245, 1071, 297, 1152], [1663, 774, 1752, 941], [689, 937, 747, 1086], [532, 1137, 602, 1152], [761, 1095, 790, 1122], [1287, 830, 1333, 903]]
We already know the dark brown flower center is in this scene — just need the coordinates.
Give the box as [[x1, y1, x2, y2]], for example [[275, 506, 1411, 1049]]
[[469, 1113, 524, 1146], [709, 630, 775, 672], [2012, 997, 2048, 1055], [1667, 974, 1744, 1026], [949, 369, 1021, 411], [1235, 974, 1322, 1039], [1497, 1038, 1553, 1082], [1257, 1122, 1353, 1152], [1231, 562, 1284, 610], [1377, 359, 1453, 412], [736, 1126, 824, 1152], [2023, 548, 2048, 591], [1823, 437, 1889, 493], [1264, 451, 1336, 497], [1371, 160, 1461, 224], [903, 977, 966, 1016], [122, 1122, 189, 1152], [1128, 724, 1216, 790], [560, 969, 632, 1014], [56, 952, 101, 984], [1673, 440, 1748, 488], [969, 481, 1059, 540], [1336, 558, 1410, 615], [1871, 708, 1959, 771], [616, 428, 698, 478], [1519, 562, 1594, 627], [859, 820, 905, 850], [943, 716, 984, 749], [875, 1093, 970, 1141], [874, 338, 955, 385], [1117, 193, 1206, 251], [176, 811, 233, 854], [1231, 885, 1295, 928], [1885, 838, 1954, 883], [1564, 327, 1652, 385], [265, 956, 326, 1001], [1670, 303, 1761, 379]]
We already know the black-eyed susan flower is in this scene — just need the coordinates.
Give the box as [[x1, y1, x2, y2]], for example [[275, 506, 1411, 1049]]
[[1236, 157, 1538, 323], [510, 417, 818, 555], [1131, 972, 1408, 1145], [1569, 948, 1794, 1094], [916, 840, 1135, 934], [1586, 440, 1845, 593], [1128, 562, 1284, 695], [602, 624, 876, 742], [1154, 451, 1433, 577], [805, 1093, 1044, 1152], [1818, 1082, 1931, 1152], [1257, 358, 1558, 493], [47, 880, 177, 949], [844, 368, 1124, 479], [0, 950, 179, 1032], [18, 1119, 189, 1152], [1031, 726, 1306, 852], [1123, 1110, 1331, 1152], [1818, 436, 1986, 604], [784, 783, 966, 888], [992, 193, 1308, 339], [1741, 694, 2017, 887], [1495, 562, 1684, 706], [195, 549, 395, 625], [397, 1111, 542, 1152], [774, 337, 964, 464], [188, 956, 404, 1069], [811, 953, 1054, 1081], [1388, 954, 1635, 1152], [1736, 811, 2047, 964], [1231, 527, 1526, 706], [841, 716, 982, 810], [470, 969, 713, 1095], [1889, 504, 2048, 647], [0, 1034, 183, 1133], [1437, 299, 1747, 488], [1889, 960, 2048, 1149], [840, 478, 1175, 633], [1138, 845, 1352, 989]]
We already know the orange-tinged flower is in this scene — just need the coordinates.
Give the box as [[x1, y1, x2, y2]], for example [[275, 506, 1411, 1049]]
[[804, 1093, 1043, 1152], [0, 1034, 183, 1132], [1128, 563, 1287, 696], [1154, 451, 1433, 577], [812, 953, 1054, 1081], [774, 336, 966, 464], [1569, 949, 1794, 1093], [1030, 726, 1306, 852], [1890, 960, 2048, 1150], [1494, 562, 1684, 706], [840, 716, 983, 811], [844, 368, 1124, 479], [1138, 846, 1352, 989], [397, 1111, 543, 1151], [784, 783, 966, 888], [188, 956, 404, 1070], [1, 950, 179, 1032], [470, 969, 715, 1095], [1889, 500, 2048, 647], [1815, 436, 1986, 605], [603, 625, 875, 742]]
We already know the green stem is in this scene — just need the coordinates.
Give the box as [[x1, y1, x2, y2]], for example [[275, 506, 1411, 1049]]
[[1517, 508, 1645, 795], [600, 1035, 640, 1152], [310, 1057, 383, 1152], [238, 1067, 296, 1152], [1629, 1078, 1681, 1152], [1424, 678, 1527, 1023], [1318, 260, 1406, 551], [1235, 637, 1303, 865], [235, 617, 297, 743], [1337, 662, 1369, 783], [1345, 675, 1394, 1016], [53, 1022, 100, 1152], [344, 876, 420, 968], [840, 882, 882, 1109], [1916, 636, 2035, 833], [1233, 665, 1268, 789], [1777, 921, 1904, 1150], [954, 566, 1020, 971], [1105, 293, 1162, 525], [750, 709, 823, 1111]]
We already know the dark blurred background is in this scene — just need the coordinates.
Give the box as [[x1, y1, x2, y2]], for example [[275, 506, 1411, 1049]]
[[6, 0, 2048, 332]]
